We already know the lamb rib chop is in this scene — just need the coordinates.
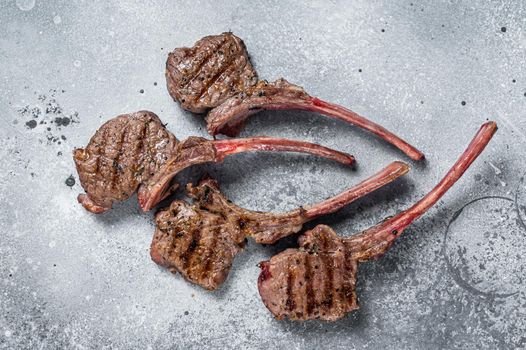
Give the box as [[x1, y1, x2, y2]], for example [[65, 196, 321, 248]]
[[166, 33, 424, 161], [74, 111, 355, 214], [151, 161, 409, 290], [137, 135, 354, 212], [258, 121, 497, 321]]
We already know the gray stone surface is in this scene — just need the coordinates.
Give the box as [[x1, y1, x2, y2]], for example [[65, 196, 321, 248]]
[[1, 0, 525, 349]]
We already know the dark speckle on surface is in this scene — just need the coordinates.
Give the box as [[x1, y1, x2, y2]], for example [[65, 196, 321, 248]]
[[501, 26, 507, 32], [17, 90, 79, 146], [139, 89, 144, 93], [154, 82, 158, 86], [25, 119, 37, 129], [358, 68, 362, 72], [54, 117, 71, 127], [65, 175, 75, 187], [184, 311, 189, 316], [461, 100, 466, 106]]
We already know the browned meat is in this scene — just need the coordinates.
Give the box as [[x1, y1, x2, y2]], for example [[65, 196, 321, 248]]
[[151, 161, 409, 290], [74, 112, 356, 214], [73, 111, 179, 213], [137, 136, 355, 211], [206, 79, 425, 161], [258, 121, 497, 321], [165, 33, 424, 161], [166, 32, 258, 113]]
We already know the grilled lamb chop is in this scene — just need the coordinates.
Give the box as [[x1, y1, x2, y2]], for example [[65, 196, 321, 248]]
[[258, 121, 497, 321], [165, 33, 424, 161], [151, 161, 409, 290], [137, 136, 354, 212], [166, 32, 258, 113], [74, 112, 355, 214]]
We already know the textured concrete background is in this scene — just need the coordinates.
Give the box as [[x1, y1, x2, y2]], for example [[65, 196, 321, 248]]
[[1, 0, 525, 349]]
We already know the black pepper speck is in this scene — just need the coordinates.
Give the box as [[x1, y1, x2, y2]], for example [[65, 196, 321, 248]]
[[139, 89, 144, 94], [54, 117, 71, 127], [501, 27, 507, 32], [65, 175, 75, 187], [461, 101, 466, 106], [25, 120, 37, 129]]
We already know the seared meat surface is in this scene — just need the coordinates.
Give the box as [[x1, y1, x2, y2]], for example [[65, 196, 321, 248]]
[[258, 225, 360, 321], [166, 32, 258, 113], [74, 111, 179, 213], [258, 122, 497, 321], [151, 161, 409, 290]]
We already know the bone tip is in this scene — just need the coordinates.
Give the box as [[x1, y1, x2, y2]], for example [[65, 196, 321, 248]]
[[484, 120, 498, 131], [392, 161, 411, 175], [411, 150, 426, 161]]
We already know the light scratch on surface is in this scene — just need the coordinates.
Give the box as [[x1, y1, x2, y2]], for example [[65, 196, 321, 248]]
[[499, 114, 526, 143]]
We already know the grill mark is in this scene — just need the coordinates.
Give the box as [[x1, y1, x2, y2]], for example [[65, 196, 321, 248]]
[[94, 118, 110, 176], [200, 224, 220, 281], [110, 121, 128, 190], [144, 118, 155, 177], [181, 227, 201, 271], [212, 53, 246, 90], [228, 57, 254, 92], [213, 53, 246, 89], [285, 263, 296, 313], [225, 60, 243, 91], [134, 118, 149, 181], [194, 48, 240, 103], [304, 253, 315, 316], [342, 245, 353, 306], [333, 241, 344, 310], [320, 234, 334, 313], [180, 38, 230, 92]]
